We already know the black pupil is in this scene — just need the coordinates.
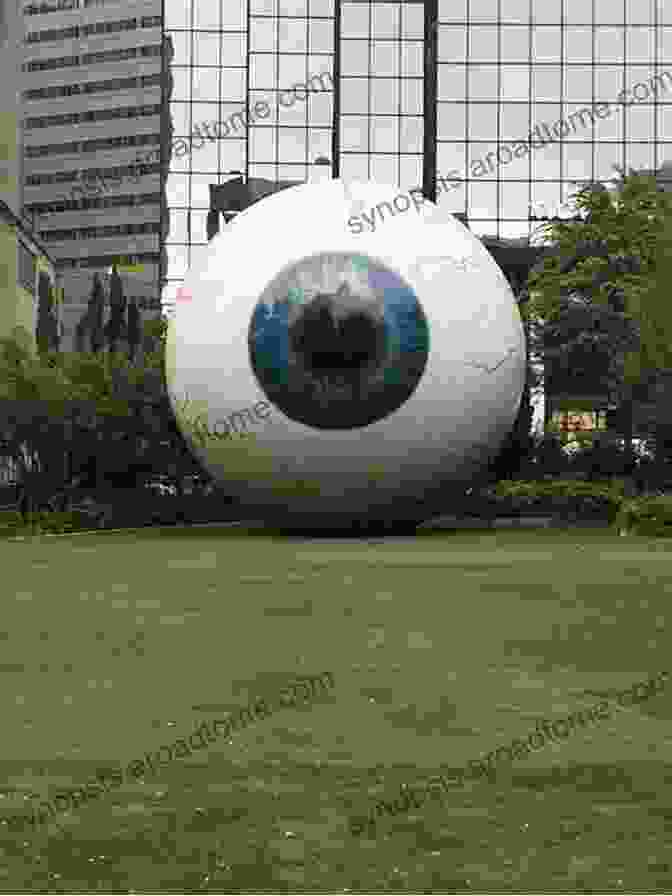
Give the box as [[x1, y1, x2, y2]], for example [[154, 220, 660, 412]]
[[289, 295, 384, 376]]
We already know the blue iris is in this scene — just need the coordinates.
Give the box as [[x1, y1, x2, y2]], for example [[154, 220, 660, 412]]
[[250, 300, 290, 386], [248, 253, 430, 430]]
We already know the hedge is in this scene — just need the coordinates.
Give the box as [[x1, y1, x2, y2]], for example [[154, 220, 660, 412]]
[[493, 479, 672, 535], [612, 494, 672, 536]]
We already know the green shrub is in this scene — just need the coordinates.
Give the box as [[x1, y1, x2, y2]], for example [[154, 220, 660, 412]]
[[489, 479, 626, 522], [494, 479, 626, 501], [0, 509, 95, 536], [612, 494, 672, 536]]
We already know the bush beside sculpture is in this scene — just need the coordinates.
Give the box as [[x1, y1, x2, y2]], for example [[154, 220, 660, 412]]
[[491, 479, 672, 535]]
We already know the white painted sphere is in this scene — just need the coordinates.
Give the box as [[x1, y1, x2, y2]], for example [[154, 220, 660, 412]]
[[166, 179, 526, 529]]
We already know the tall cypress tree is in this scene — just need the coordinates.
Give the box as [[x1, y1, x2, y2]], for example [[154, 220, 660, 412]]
[[106, 265, 127, 355], [126, 297, 141, 363], [35, 272, 59, 355], [89, 273, 105, 354]]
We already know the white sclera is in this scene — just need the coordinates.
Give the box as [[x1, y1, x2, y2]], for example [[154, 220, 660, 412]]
[[166, 178, 526, 527]]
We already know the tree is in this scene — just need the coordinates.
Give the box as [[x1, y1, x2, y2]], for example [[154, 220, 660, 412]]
[[75, 273, 106, 354], [126, 297, 141, 363], [0, 317, 206, 519], [525, 168, 672, 489], [106, 265, 127, 355], [35, 273, 59, 355]]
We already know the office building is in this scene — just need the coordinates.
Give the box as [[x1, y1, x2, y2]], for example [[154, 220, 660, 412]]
[[20, 0, 164, 353], [0, 0, 60, 355], [164, 0, 672, 317]]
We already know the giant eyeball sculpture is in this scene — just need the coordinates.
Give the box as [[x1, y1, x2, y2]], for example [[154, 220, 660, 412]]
[[166, 179, 526, 533]]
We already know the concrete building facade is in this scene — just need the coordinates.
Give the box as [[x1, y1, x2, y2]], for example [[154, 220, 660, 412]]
[[1, 0, 60, 356], [20, 0, 163, 353]]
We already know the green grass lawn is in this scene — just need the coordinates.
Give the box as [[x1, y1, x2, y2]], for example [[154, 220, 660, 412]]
[[0, 526, 671, 893]]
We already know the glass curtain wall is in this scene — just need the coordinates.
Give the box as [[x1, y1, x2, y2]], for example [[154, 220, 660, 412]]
[[337, 0, 426, 196], [163, 0, 672, 312], [163, 0, 336, 315], [434, 0, 672, 239]]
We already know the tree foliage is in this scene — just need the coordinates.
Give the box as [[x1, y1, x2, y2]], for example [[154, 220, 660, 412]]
[[105, 265, 127, 355], [523, 167, 672, 480], [35, 273, 59, 356], [76, 273, 106, 354], [0, 314, 202, 513]]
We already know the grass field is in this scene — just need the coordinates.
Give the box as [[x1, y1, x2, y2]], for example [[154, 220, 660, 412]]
[[0, 525, 671, 893]]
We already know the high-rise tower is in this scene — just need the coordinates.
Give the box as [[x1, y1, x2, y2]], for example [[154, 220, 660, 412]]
[[20, 0, 163, 352]]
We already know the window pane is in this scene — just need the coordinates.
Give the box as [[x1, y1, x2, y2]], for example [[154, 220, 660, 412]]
[[250, 54, 276, 90], [563, 28, 594, 62], [595, 142, 626, 178], [171, 69, 190, 101], [193, 33, 220, 67], [279, 54, 309, 85], [439, 64, 467, 99], [279, 18, 308, 53], [500, 26, 531, 62], [250, 19, 277, 52], [371, 117, 398, 153], [500, 102, 531, 139], [626, 0, 654, 23], [469, 182, 498, 220], [628, 27, 655, 64], [468, 103, 498, 139], [371, 41, 399, 77], [341, 5, 369, 39], [309, 20, 332, 53], [500, 65, 530, 100], [595, 28, 625, 63], [532, 26, 561, 62], [440, 0, 467, 23], [399, 116, 423, 152], [623, 142, 656, 171], [341, 116, 368, 151], [594, 66, 623, 102], [501, 181, 531, 220], [438, 103, 466, 140], [219, 68, 245, 100], [564, 0, 592, 22], [468, 65, 498, 100], [170, 102, 190, 137], [533, 65, 561, 101], [469, 0, 500, 23], [401, 42, 423, 78], [438, 26, 467, 62], [372, 4, 399, 39], [595, 0, 620, 22], [168, 31, 190, 66], [222, 33, 246, 66], [401, 4, 424, 39], [657, 105, 672, 139], [401, 78, 422, 114], [562, 143, 594, 179], [399, 154, 422, 190], [468, 143, 499, 179], [499, 0, 529, 25], [194, 1, 219, 30], [341, 39, 369, 76], [437, 141, 466, 175], [370, 78, 398, 114], [563, 65, 594, 102], [369, 154, 398, 182], [341, 78, 370, 113], [531, 0, 561, 23], [469, 25, 498, 60], [625, 104, 655, 135], [531, 141, 561, 178]]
